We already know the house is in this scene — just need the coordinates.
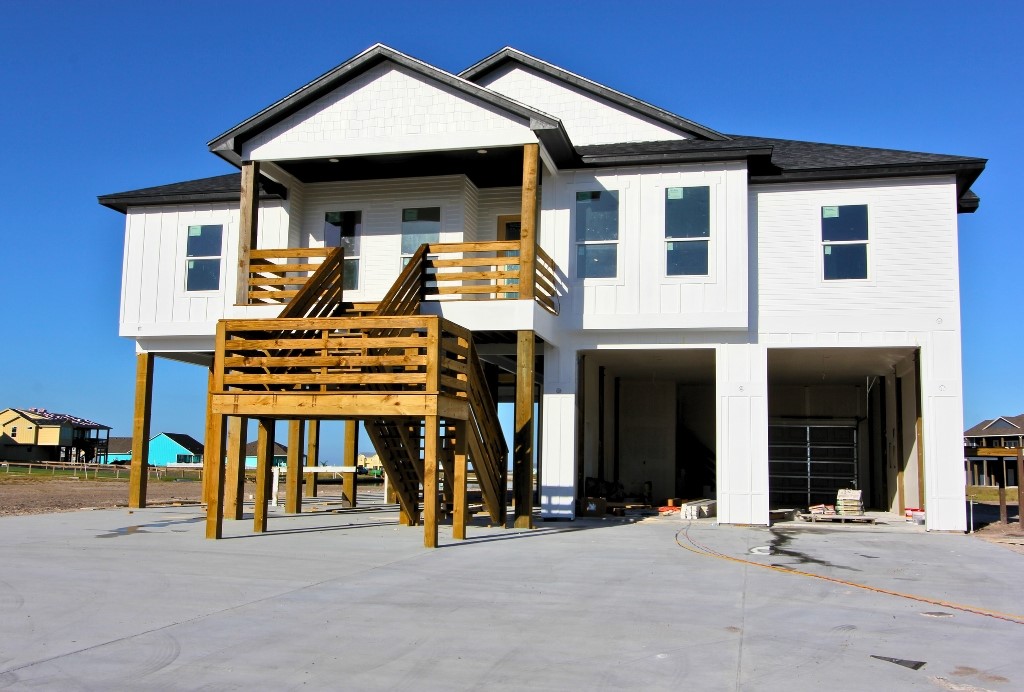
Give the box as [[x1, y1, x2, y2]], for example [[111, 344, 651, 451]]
[[964, 415, 1023, 487], [98, 44, 985, 542], [243, 440, 288, 469], [0, 408, 110, 463], [99, 432, 205, 466]]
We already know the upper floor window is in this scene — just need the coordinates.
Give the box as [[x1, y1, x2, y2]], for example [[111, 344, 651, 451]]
[[324, 211, 361, 291], [821, 205, 868, 280], [10, 426, 16, 438], [665, 186, 710, 276], [576, 190, 618, 279], [185, 224, 222, 291], [401, 207, 440, 266]]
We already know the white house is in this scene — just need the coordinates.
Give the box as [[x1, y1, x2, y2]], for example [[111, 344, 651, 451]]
[[99, 44, 985, 540]]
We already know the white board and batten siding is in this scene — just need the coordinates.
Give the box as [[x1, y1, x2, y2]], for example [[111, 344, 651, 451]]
[[545, 162, 748, 331], [477, 64, 689, 146], [119, 201, 289, 340], [243, 63, 537, 161]]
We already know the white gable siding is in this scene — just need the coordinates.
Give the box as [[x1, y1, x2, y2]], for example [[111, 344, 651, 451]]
[[477, 64, 688, 146], [120, 201, 289, 338], [243, 64, 536, 161]]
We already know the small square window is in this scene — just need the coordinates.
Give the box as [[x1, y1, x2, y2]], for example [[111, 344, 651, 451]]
[[821, 205, 868, 280]]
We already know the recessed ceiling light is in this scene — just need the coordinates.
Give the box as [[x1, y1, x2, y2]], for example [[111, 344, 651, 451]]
[[476, 149, 488, 154], [328, 158, 339, 163]]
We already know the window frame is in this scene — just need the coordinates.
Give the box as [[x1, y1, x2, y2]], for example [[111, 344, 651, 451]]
[[573, 188, 621, 282], [183, 223, 224, 293], [663, 184, 712, 279], [323, 209, 363, 292], [820, 204, 870, 282]]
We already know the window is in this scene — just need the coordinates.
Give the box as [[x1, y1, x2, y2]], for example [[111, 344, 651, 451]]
[[10, 427, 16, 438], [665, 186, 710, 276], [185, 224, 223, 291], [575, 190, 618, 278], [401, 207, 440, 265], [821, 205, 868, 280], [324, 211, 361, 290]]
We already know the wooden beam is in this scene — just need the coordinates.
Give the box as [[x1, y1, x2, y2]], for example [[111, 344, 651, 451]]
[[967, 447, 1024, 457], [253, 418, 275, 533], [210, 392, 468, 419], [285, 420, 305, 514], [202, 368, 215, 506], [304, 419, 320, 498], [518, 143, 539, 301], [423, 415, 440, 548], [204, 412, 226, 539], [1018, 450, 1023, 526], [343, 419, 358, 508], [513, 330, 535, 529], [128, 353, 154, 509], [452, 420, 468, 540], [236, 161, 260, 305], [225, 415, 248, 520]]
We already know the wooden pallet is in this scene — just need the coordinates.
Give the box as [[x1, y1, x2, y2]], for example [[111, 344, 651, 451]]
[[799, 513, 876, 524]]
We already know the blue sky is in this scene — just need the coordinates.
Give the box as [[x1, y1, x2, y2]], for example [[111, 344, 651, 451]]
[[1, 1, 1020, 459]]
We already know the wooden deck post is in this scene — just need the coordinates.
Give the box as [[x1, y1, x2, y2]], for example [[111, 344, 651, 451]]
[[204, 411, 227, 539], [128, 352, 154, 509], [423, 415, 440, 548], [452, 420, 468, 540], [253, 419, 275, 533], [514, 330, 535, 529], [1018, 449, 1024, 526], [304, 419, 320, 498], [518, 143, 539, 301], [202, 368, 215, 505], [236, 161, 260, 305], [343, 420, 358, 508], [285, 420, 305, 514], [225, 415, 248, 519]]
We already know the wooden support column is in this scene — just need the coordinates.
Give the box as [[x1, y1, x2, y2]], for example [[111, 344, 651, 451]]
[[514, 330, 535, 529], [452, 420, 468, 540], [204, 411, 227, 539], [423, 415, 440, 548], [1017, 449, 1024, 526], [253, 419, 275, 533], [342, 420, 358, 508], [914, 353, 926, 510], [202, 368, 215, 505], [304, 420, 320, 499], [518, 143, 539, 301], [236, 160, 260, 305], [224, 416, 248, 520], [285, 420, 305, 514], [128, 352, 154, 508]]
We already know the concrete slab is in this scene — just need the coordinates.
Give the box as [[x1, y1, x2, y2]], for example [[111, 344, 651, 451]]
[[0, 500, 1021, 690]]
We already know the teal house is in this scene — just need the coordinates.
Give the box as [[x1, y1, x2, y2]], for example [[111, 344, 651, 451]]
[[101, 432, 204, 467], [244, 440, 289, 468]]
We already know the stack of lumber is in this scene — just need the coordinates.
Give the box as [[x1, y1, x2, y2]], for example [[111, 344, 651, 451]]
[[808, 504, 836, 515], [682, 499, 717, 519], [835, 488, 864, 516]]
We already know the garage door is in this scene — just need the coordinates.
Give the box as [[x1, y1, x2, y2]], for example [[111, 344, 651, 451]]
[[769, 421, 857, 508]]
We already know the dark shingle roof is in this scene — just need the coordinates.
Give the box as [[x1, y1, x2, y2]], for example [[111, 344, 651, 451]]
[[964, 415, 1024, 438], [244, 441, 288, 456], [106, 437, 133, 454], [161, 433, 205, 456], [98, 173, 286, 213]]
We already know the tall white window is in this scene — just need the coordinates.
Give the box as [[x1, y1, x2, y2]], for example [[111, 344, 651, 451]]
[[821, 205, 868, 280], [575, 190, 618, 278], [324, 211, 361, 290], [401, 207, 440, 266], [185, 224, 222, 291], [665, 186, 710, 276]]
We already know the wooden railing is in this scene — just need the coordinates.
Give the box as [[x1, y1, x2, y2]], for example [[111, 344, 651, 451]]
[[244, 241, 563, 315], [215, 316, 469, 397]]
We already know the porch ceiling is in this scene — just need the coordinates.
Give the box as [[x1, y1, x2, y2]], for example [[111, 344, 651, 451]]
[[274, 145, 524, 188], [768, 347, 916, 385], [586, 349, 716, 384]]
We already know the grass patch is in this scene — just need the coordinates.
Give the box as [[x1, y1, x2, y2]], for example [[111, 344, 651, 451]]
[[967, 485, 1020, 504]]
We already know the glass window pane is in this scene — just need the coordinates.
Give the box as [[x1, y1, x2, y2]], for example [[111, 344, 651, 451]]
[[324, 211, 361, 255], [186, 259, 220, 291], [823, 244, 867, 280], [665, 186, 710, 239], [666, 240, 709, 276], [401, 207, 440, 254], [186, 225, 222, 257], [575, 191, 619, 242], [576, 243, 617, 278], [343, 258, 359, 291], [821, 205, 868, 242]]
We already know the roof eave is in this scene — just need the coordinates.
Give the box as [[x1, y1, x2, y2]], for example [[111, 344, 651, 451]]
[[580, 146, 774, 166]]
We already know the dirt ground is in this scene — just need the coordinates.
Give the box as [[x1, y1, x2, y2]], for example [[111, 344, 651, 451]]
[[0, 477, 213, 516], [970, 502, 1024, 555]]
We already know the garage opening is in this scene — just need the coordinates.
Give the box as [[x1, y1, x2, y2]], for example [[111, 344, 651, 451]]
[[576, 349, 715, 513], [768, 347, 922, 514]]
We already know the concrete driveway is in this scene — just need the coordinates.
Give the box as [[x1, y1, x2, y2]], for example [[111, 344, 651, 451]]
[[0, 500, 1020, 691]]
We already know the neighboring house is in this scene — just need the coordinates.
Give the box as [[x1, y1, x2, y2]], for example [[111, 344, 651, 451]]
[[100, 432, 205, 467], [0, 408, 110, 463], [358, 453, 383, 473], [243, 440, 288, 469], [964, 415, 1023, 487], [104, 436, 133, 463], [99, 44, 985, 536]]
